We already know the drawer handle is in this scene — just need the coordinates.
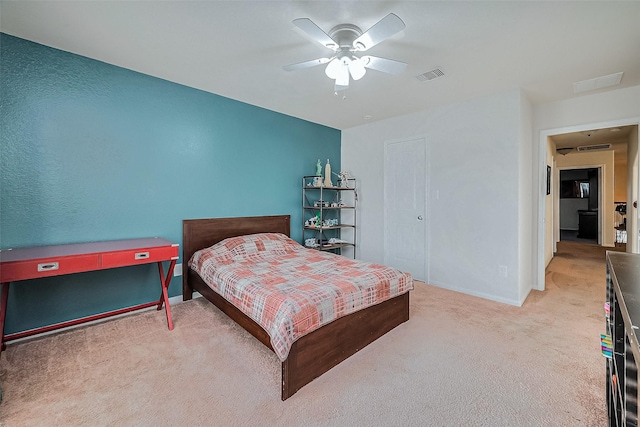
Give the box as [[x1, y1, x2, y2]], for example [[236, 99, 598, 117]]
[[38, 262, 59, 272], [135, 252, 150, 260]]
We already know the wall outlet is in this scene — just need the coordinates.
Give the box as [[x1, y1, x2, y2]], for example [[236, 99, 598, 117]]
[[174, 263, 182, 277], [498, 265, 508, 278]]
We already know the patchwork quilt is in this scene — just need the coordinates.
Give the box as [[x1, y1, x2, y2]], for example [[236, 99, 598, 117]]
[[188, 233, 414, 361]]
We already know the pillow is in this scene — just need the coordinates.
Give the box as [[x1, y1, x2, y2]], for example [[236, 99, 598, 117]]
[[209, 233, 299, 258]]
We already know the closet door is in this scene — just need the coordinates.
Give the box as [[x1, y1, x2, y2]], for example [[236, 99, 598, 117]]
[[384, 137, 427, 281]]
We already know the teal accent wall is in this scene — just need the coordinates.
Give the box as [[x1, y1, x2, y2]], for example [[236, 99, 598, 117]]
[[0, 34, 340, 335]]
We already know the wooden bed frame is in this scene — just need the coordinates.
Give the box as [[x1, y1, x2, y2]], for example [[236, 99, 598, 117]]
[[182, 214, 410, 400]]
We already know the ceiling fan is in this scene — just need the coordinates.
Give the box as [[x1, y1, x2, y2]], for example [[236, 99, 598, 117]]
[[283, 13, 408, 92]]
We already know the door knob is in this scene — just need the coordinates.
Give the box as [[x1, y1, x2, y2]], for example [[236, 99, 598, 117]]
[[417, 215, 424, 221]]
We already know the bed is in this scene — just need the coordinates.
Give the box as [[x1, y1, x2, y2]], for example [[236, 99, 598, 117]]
[[182, 215, 412, 400]]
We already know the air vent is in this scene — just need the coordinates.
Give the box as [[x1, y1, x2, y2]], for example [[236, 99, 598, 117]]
[[573, 72, 623, 94], [416, 67, 445, 82], [577, 144, 611, 152]]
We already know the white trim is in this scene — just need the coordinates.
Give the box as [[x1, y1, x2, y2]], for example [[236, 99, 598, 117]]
[[429, 279, 523, 307], [5, 292, 203, 346], [536, 117, 640, 291]]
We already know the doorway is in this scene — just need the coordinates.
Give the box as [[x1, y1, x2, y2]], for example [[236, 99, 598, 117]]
[[558, 167, 599, 245], [537, 121, 639, 291]]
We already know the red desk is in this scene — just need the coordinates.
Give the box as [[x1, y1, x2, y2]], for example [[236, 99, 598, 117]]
[[0, 238, 179, 351]]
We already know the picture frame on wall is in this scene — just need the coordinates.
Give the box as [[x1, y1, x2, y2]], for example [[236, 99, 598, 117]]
[[546, 165, 551, 195]]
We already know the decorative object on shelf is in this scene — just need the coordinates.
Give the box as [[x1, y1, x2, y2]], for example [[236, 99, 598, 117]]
[[328, 238, 348, 244], [313, 176, 322, 187], [333, 170, 352, 188], [316, 159, 322, 176], [305, 238, 319, 247], [601, 334, 612, 359], [324, 159, 333, 187]]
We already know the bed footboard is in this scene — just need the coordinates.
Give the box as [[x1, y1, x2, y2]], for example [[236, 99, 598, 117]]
[[281, 292, 409, 400]]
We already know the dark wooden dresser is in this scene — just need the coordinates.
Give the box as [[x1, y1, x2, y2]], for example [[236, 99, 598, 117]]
[[606, 251, 640, 426]]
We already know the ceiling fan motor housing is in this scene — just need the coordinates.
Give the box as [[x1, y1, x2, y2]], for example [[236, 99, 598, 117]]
[[328, 24, 362, 52]]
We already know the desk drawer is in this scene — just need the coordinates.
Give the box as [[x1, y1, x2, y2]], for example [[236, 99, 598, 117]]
[[0, 254, 100, 282], [100, 245, 178, 269]]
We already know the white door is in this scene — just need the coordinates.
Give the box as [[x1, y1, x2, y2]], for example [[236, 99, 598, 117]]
[[384, 138, 427, 281]]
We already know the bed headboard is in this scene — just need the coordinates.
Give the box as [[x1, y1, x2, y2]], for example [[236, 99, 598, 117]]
[[182, 214, 291, 273]]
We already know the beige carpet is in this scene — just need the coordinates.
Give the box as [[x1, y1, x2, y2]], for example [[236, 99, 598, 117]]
[[0, 241, 615, 426]]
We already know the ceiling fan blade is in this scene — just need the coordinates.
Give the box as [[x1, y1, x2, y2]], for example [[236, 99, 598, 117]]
[[362, 56, 407, 75], [283, 57, 331, 71], [293, 18, 339, 50], [353, 13, 406, 51]]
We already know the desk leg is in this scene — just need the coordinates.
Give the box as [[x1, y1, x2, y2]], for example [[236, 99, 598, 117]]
[[0, 282, 9, 352], [156, 261, 176, 331]]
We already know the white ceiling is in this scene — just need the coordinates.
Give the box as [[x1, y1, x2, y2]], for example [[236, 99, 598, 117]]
[[1, 1, 639, 130]]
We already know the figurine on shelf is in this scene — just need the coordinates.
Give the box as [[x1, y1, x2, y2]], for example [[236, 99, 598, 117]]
[[333, 170, 352, 188], [316, 159, 322, 176], [324, 159, 333, 187]]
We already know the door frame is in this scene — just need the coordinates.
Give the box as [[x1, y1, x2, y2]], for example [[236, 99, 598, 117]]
[[555, 165, 604, 245], [536, 117, 640, 291]]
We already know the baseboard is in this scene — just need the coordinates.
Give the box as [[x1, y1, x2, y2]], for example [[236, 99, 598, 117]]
[[428, 280, 523, 307], [6, 292, 204, 346]]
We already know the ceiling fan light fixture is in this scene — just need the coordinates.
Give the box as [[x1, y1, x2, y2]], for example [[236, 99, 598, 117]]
[[348, 57, 366, 80], [325, 57, 341, 79], [335, 65, 350, 88]]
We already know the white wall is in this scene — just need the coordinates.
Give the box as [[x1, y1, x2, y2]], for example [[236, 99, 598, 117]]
[[518, 93, 534, 303], [343, 89, 530, 306], [533, 84, 640, 289]]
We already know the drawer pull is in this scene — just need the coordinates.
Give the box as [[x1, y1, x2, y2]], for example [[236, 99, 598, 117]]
[[135, 252, 150, 260], [38, 262, 59, 272]]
